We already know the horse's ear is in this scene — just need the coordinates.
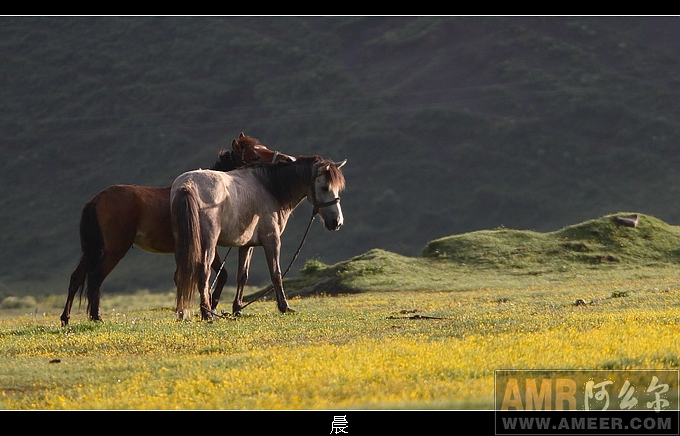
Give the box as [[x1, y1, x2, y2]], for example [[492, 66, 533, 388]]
[[239, 132, 246, 138], [335, 159, 347, 169], [232, 138, 241, 152]]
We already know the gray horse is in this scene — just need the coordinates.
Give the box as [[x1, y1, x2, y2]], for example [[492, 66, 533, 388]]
[[170, 155, 347, 321]]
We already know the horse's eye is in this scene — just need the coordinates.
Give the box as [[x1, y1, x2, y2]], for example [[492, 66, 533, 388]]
[[253, 156, 261, 162], [321, 186, 329, 192]]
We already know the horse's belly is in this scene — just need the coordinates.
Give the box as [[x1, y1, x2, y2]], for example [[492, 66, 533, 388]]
[[218, 229, 259, 247], [134, 232, 175, 253], [219, 234, 256, 247], [217, 216, 260, 247]]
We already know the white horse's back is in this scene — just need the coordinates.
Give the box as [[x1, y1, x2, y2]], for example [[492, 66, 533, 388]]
[[171, 169, 281, 247]]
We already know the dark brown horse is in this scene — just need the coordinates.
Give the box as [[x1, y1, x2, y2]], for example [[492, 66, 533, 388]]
[[60, 133, 295, 326]]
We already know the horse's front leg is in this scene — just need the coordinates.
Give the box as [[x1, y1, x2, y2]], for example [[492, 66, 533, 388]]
[[263, 239, 293, 313], [232, 246, 254, 316]]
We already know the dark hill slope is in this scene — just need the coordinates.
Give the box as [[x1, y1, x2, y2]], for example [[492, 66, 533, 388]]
[[1, 17, 680, 296]]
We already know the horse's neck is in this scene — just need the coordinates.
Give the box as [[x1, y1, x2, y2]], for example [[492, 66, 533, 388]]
[[260, 164, 312, 212], [275, 184, 309, 216]]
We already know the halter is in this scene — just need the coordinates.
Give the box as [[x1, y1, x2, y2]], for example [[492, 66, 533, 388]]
[[310, 167, 341, 216], [241, 147, 281, 165]]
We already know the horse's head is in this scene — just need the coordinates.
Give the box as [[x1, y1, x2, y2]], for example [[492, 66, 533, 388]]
[[309, 158, 347, 231], [232, 132, 296, 165]]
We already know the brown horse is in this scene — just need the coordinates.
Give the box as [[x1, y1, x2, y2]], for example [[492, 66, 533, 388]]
[[60, 133, 295, 326]]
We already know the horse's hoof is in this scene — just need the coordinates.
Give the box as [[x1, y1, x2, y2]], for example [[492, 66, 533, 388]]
[[177, 309, 192, 321], [199, 305, 214, 321]]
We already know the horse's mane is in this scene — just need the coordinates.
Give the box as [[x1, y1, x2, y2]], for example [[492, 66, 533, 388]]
[[247, 155, 346, 208], [211, 149, 238, 171]]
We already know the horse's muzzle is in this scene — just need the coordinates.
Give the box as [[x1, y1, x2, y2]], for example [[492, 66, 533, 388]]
[[324, 218, 343, 231]]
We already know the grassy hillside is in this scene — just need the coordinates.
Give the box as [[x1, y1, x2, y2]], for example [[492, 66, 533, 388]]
[[422, 212, 680, 267], [2, 17, 680, 297], [274, 213, 680, 300]]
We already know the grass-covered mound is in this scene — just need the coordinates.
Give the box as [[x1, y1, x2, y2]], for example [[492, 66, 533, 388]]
[[422, 212, 680, 267], [265, 213, 680, 299]]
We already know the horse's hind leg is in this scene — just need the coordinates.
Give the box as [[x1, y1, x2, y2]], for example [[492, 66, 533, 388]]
[[198, 248, 216, 321], [86, 250, 126, 322], [209, 249, 229, 310], [60, 257, 88, 326], [232, 247, 254, 316]]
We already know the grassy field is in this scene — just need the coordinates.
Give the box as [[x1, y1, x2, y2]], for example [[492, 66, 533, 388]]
[[2, 267, 680, 410], [1, 213, 680, 410]]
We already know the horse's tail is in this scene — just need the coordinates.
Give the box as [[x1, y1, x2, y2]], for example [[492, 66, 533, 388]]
[[172, 182, 202, 320], [79, 201, 105, 304], [62, 200, 104, 325]]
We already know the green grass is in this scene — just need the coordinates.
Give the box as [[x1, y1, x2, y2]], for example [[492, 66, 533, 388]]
[[2, 213, 680, 410], [2, 282, 680, 410]]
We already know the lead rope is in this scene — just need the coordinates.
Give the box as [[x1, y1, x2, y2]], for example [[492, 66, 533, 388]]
[[213, 166, 338, 317], [209, 247, 232, 294], [210, 209, 317, 319], [237, 209, 317, 312], [237, 173, 340, 311]]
